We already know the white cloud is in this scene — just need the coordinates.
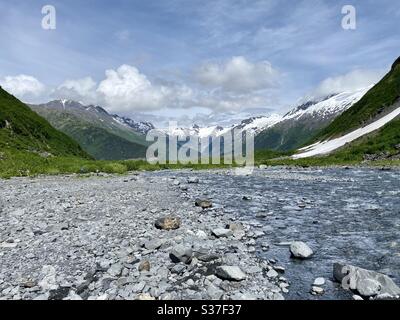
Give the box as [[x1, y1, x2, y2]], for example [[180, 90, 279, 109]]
[[53, 77, 97, 103], [313, 69, 384, 98], [0, 74, 45, 101], [195, 56, 280, 93], [96, 65, 173, 112], [31, 61, 279, 114]]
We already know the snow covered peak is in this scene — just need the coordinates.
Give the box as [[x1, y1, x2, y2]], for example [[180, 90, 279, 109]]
[[112, 114, 155, 135], [159, 124, 232, 138], [284, 87, 371, 121], [234, 114, 283, 134]]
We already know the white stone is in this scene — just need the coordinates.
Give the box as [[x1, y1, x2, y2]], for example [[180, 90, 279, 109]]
[[312, 286, 324, 294], [212, 228, 232, 238], [290, 241, 314, 259], [313, 277, 326, 286], [216, 266, 246, 281]]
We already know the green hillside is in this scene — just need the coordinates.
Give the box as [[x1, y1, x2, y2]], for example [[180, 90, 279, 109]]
[[312, 57, 400, 142], [61, 119, 148, 160], [332, 118, 400, 161], [0, 87, 88, 158], [30, 103, 149, 160], [255, 123, 323, 152]]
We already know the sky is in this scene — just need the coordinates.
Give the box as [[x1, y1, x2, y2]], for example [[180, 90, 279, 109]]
[[0, 0, 399, 127]]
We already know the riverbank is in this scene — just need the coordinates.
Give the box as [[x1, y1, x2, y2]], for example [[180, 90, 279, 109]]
[[1, 168, 399, 300], [0, 171, 285, 300]]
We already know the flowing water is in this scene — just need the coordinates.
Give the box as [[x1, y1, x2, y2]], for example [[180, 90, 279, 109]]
[[151, 167, 400, 299]]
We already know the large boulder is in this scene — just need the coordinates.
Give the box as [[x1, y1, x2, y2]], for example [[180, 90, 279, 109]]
[[195, 199, 213, 209], [333, 263, 400, 297], [215, 266, 246, 281], [212, 228, 233, 238], [144, 238, 166, 250], [155, 216, 181, 230], [289, 241, 314, 259], [169, 245, 193, 264]]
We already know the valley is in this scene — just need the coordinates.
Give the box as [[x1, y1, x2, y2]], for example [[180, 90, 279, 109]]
[[1, 0, 399, 305]]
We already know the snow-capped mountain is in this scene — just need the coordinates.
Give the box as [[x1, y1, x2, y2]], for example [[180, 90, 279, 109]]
[[158, 124, 232, 138], [31, 100, 155, 137], [28, 85, 371, 158], [112, 115, 155, 135], [283, 87, 371, 121], [231, 114, 283, 135], [254, 87, 370, 151], [159, 114, 283, 140]]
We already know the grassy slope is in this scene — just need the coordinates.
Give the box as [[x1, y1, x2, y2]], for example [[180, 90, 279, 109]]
[[31, 107, 149, 160], [255, 124, 320, 151], [311, 58, 400, 142], [47, 113, 148, 160], [0, 87, 88, 158], [258, 119, 400, 167], [66, 125, 148, 160], [30, 106, 149, 146]]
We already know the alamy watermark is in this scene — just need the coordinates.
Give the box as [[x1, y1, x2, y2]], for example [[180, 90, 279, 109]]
[[145, 122, 255, 175], [41, 5, 56, 30], [342, 5, 357, 30]]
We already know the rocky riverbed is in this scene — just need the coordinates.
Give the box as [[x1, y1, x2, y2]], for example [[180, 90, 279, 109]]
[[0, 167, 399, 300]]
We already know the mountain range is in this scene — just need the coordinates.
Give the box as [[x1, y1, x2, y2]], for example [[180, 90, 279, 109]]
[[2, 55, 396, 164], [156, 87, 369, 154], [29, 100, 153, 160]]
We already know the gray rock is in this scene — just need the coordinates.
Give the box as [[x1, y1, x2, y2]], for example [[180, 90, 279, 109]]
[[271, 292, 285, 300], [374, 293, 398, 300], [311, 286, 324, 295], [207, 284, 224, 300], [212, 228, 232, 238], [357, 279, 382, 297], [188, 177, 199, 184], [38, 265, 58, 291], [215, 266, 246, 281], [171, 264, 186, 274], [195, 230, 208, 239], [144, 238, 165, 250], [333, 263, 400, 297], [273, 266, 285, 273], [267, 269, 279, 279], [197, 253, 220, 262], [170, 245, 193, 264], [289, 241, 314, 259], [195, 199, 213, 209], [108, 263, 123, 277]]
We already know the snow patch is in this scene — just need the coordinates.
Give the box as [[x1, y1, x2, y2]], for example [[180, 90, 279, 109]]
[[293, 106, 400, 159]]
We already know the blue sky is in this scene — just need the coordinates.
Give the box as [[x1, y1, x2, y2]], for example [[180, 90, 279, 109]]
[[0, 0, 399, 126]]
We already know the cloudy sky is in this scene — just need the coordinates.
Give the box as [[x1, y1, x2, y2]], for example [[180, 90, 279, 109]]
[[0, 0, 399, 126]]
